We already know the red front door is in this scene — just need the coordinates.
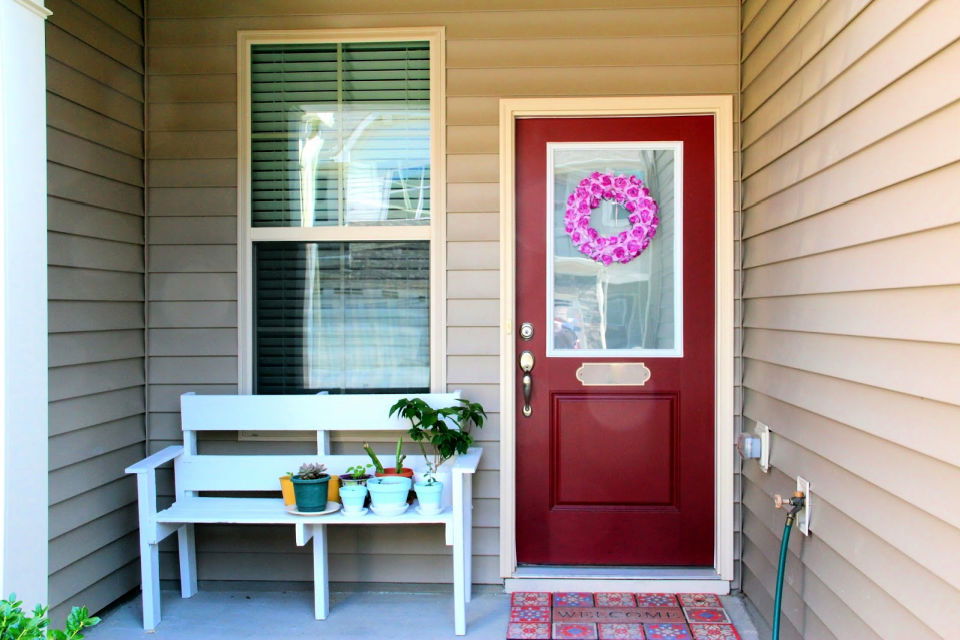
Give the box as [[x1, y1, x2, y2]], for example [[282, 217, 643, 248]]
[[515, 115, 716, 566]]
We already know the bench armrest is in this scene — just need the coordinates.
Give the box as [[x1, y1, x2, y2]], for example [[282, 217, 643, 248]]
[[125, 446, 183, 474], [450, 447, 482, 474]]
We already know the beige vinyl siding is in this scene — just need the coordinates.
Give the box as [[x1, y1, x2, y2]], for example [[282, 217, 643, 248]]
[[740, 0, 960, 638], [45, 0, 145, 623], [145, 0, 739, 587]]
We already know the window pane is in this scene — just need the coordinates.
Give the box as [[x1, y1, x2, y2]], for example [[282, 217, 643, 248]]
[[251, 42, 431, 227], [548, 143, 682, 357], [254, 241, 430, 394]]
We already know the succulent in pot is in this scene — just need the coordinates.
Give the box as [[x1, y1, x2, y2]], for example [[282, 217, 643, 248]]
[[290, 462, 330, 512]]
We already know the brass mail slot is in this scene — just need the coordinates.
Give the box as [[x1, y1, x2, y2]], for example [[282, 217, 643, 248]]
[[575, 362, 651, 386]]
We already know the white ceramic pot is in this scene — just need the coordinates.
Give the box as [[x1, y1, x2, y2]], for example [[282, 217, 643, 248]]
[[414, 469, 452, 508], [339, 484, 368, 514]]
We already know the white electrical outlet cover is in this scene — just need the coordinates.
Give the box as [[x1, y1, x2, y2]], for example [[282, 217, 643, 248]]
[[756, 423, 771, 473], [796, 476, 811, 536]]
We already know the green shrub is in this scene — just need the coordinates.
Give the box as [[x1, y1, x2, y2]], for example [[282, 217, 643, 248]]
[[0, 594, 100, 640]]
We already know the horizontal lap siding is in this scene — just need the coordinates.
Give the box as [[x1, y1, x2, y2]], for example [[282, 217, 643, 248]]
[[45, 0, 145, 623], [740, 0, 960, 637], [145, 0, 738, 587]]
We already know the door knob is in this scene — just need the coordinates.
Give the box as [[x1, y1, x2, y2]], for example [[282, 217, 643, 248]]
[[519, 351, 534, 417]]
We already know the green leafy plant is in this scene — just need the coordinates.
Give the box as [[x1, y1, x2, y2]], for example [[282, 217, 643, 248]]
[[0, 594, 100, 640], [389, 397, 486, 473], [295, 462, 327, 480], [345, 464, 373, 479]]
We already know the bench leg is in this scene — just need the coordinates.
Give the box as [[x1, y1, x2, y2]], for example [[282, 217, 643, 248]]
[[463, 478, 473, 604], [139, 537, 161, 631], [312, 524, 329, 620], [452, 473, 467, 636], [178, 524, 198, 598]]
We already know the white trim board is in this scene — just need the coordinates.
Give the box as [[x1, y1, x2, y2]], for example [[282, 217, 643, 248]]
[[498, 96, 736, 583], [0, 0, 50, 605], [236, 27, 447, 407]]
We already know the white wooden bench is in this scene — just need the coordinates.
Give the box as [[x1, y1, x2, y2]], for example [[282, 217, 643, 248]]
[[125, 391, 481, 635]]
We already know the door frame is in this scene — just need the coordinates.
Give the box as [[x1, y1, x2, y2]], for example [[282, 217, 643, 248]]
[[498, 96, 735, 586]]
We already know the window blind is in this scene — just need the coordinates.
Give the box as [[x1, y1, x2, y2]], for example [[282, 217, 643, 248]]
[[254, 241, 431, 394], [250, 41, 431, 227]]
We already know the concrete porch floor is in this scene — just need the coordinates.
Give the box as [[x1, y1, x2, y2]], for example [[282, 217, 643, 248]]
[[86, 588, 762, 640]]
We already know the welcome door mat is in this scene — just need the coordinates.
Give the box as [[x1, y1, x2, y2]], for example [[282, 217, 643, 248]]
[[508, 592, 741, 639]]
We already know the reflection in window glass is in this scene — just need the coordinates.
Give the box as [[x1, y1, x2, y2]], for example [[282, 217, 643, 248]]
[[254, 241, 430, 394], [549, 144, 682, 356], [251, 42, 430, 227]]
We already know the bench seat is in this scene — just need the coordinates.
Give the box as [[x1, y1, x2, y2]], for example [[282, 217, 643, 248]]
[[156, 496, 454, 527], [126, 392, 480, 635]]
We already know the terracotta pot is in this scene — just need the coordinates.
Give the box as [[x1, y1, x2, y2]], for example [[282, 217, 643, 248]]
[[278, 475, 296, 506], [375, 467, 415, 479], [376, 468, 415, 502]]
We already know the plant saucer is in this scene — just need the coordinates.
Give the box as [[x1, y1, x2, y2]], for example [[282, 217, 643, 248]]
[[370, 503, 408, 517], [285, 501, 341, 516], [415, 505, 445, 516]]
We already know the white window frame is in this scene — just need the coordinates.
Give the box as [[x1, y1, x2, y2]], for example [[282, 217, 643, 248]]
[[236, 27, 447, 399]]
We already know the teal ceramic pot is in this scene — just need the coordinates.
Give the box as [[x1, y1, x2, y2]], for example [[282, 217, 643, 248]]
[[339, 484, 368, 513], [414, 480, 443, 514], [291, 475, 330, 512], [366, 476, 412, 509]]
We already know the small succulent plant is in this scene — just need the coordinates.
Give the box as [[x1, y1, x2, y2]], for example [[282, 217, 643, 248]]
[[296, 462, 327, 480]]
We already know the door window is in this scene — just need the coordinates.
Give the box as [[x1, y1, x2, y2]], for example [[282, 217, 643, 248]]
[[547, 142, 683, 357]]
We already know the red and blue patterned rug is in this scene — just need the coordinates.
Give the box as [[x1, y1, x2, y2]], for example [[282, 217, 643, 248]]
[[508, 592, 741, 639]]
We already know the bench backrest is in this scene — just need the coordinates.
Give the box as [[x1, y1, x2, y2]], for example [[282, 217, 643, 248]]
[[175, 391, 461, 494]]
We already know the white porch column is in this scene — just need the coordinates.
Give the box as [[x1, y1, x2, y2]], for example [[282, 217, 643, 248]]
[[0, 0, 51, 606]]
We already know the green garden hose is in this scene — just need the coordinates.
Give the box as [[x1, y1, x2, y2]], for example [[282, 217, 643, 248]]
[[772, 493, 805, 640]]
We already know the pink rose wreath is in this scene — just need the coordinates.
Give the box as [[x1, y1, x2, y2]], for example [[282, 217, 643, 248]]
[[563, 171, 659, 266]]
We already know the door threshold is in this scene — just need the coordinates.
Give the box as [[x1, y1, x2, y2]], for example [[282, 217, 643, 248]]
[[505, 567, 729, 594], [514, 566, 719, 579]]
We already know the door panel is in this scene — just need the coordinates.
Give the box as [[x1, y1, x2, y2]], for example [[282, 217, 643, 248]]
[[515, 116, 715, 567]]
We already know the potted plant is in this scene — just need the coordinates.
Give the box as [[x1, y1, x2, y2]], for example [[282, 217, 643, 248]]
[[340, 464, 373, 486], [339, 473, 369, 515], [414, 475, 444, 515], [364, 438, 414, 479], [0, 593, 100, 640], [389, 397, 486, 509], [290, 462, 330, 512], [366, 475, 413, 516], [278, 471, 296, 506]]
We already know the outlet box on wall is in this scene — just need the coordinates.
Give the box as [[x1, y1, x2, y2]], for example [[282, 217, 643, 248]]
[[796, 476, 811, 536]]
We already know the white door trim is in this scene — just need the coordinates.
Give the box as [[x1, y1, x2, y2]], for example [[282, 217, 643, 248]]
[[498, 96, 735, 583]]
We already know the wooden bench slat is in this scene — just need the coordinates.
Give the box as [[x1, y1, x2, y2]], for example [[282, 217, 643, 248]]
[[181, 392, 461, 431], [156, 496, 452, 526]]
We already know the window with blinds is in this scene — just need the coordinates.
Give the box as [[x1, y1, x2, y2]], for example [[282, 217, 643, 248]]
[[250, 41, 431, 227], [246, 37, 434, 396], [254, 242, 430, 394]]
